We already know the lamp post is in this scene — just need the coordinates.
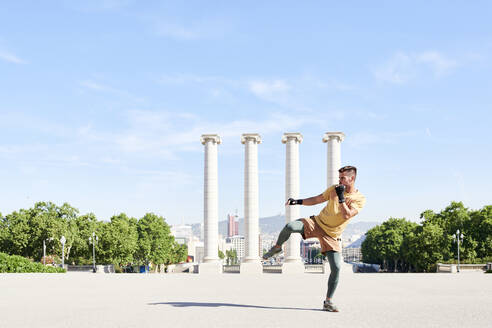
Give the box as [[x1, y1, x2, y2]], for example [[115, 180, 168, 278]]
[[453, 229, 464, 273], [60, 236, 66, 268], [43, 238, 53, 265], [89, 232, 98, 273]]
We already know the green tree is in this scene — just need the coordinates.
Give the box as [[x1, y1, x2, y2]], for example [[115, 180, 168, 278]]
[[361, 225, 383, 266], [169, 242, 188, 264], [25, 202, 76, 262], [0, 212, 4, 250], [67, 213, 98, 265], [379, 218, 418, 271], [98, 214, 138, 265], [0, 202, 74, 260], [407, 222, 449, 272], [0, 210, 31, 256], [136, 213, 173, 266], [421, 202, 475, 261], [226, 249, 238, 265], [469, 205, 492, 259]]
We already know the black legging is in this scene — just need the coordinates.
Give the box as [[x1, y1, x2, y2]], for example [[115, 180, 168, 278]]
[[276, 219, 341, 299]]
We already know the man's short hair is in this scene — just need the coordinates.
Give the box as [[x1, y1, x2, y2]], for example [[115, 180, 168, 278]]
[[339, 165, 357, 177]]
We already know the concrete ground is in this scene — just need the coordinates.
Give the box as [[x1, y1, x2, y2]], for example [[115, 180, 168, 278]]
[[1, 267, 491, 328]]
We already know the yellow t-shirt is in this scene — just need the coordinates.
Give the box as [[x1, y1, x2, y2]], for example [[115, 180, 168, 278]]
[[314, 185, 366, 239]]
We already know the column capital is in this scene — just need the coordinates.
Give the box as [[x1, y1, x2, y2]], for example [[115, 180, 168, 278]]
[[241, 133, 262, 144], [322, 132, 345, 143], [281, 132, 303, 144], [201, 134, 222, 145]]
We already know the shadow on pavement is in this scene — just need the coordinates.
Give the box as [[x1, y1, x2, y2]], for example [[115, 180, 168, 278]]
[[148, 301, 322, 312]]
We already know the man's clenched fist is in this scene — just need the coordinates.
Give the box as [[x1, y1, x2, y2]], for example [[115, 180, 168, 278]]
[[335, 185, 346, 203], [286, 198, 303, 205]]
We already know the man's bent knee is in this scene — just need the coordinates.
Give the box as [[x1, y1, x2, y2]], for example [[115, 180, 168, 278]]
[[286, 221, 297, 231]]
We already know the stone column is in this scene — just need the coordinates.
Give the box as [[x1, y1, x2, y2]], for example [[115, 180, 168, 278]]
[[322, 132, 345, 262], [281, 133, 305, 274], [240, 133, 263, 274], [199, 134, 222, 274], [322, 132, 345, 187]]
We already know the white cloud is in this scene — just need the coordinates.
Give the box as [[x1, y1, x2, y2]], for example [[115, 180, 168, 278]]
[[416, 51, 457, 76], [73, 109, 318, 161], [79, 80, 145, 102], [300, 74, 356, 92], [66, 0, 133, 12], [0, 51, 26, 64], [374, 51, 457, 84], [347, 130, 420, 148], [157, 73, 357, 110], [80, 80, 109, 91], [150, 16, 231, 41], [248, 79, 292, 105], [158, 74, 234, 86], [155, 22, 200, 40], [373, 52, 415, 84]]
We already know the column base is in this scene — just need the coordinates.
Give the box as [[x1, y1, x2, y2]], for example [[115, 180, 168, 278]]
[[199, 261, 222, 274], [282, 261, 305, 274], [240, 261, 263, 275]]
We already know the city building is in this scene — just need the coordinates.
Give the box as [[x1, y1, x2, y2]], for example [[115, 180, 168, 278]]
[[343, 247, 362, 263], [171, 224, 193, 241], [227, 214, 239, 237], [226, 235, 245, 262], [300, 238, 322, 263]]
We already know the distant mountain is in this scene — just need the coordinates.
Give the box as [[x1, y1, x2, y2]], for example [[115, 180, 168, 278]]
[[346, 234, 367, 248], [343, 221, 379, 239], [191, 216, 379, 239], [191, 214, 286, 237]]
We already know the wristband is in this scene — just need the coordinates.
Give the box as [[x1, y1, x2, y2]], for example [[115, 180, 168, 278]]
[[288, 198, 303, 205]]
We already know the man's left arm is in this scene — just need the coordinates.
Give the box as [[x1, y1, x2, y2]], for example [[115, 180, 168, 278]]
[[339, 199, 359, 220]]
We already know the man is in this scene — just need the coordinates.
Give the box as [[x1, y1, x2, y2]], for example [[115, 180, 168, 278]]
[[263, 165, 366, 312]]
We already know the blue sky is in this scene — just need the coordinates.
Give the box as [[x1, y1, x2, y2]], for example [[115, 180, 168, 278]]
[[1, 1, 491, 225]]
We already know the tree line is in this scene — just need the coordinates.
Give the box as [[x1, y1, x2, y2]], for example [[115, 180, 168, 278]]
[[0, 202, 187, 269], [361, 202, 492, 272]]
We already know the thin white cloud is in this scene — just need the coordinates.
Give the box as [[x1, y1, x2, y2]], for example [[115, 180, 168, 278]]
[[150, 17, 231, 41], [249, 79, 291, 103], [299, 74, 356, 92], [66, 0, 133, 12], [79, 80, 145, 102], [158, 73, 357, 110], [373, 52, 415, 84], [416, 51, 457, 76], [0, 51, 26, 64], [158, 74, 234, 86], [374, 51, 457, 84], [130, 168, 194, 185], [347, 130, 420, 148], [156, 22, 200, 40], [74, 109, 317, 159]]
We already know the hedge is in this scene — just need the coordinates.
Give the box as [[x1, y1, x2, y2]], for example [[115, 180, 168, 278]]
[[0, 252, 66, 273]]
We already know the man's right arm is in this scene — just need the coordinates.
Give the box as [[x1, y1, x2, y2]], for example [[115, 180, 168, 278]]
[[286, 193, 326, 206], [302, 193, 326, 206]]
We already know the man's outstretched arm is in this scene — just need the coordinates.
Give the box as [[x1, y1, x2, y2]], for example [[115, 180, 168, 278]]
[[285, 193, 326, 206]]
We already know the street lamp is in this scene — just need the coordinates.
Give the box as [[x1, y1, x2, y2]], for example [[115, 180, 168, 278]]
[[60, 236, 66, 268], [43, 237, 53, 265], [89, 232, 98, 273], [452, 229, 464, 273]]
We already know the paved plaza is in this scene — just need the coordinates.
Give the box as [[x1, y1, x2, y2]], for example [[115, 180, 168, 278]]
[[1, 267, 491, 328]]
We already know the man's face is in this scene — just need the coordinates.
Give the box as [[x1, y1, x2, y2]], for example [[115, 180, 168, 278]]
[[339, 172, 353, 187]]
